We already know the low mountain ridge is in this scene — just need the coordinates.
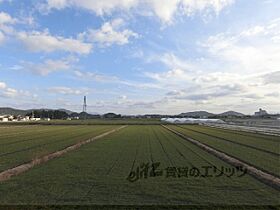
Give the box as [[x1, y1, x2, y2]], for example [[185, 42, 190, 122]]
[[218, 111, 245, 116], [179, 111, 214, 117]]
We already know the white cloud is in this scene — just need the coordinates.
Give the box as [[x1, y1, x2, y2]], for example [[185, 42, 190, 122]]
[[201, 20, 280, 74], [45, 0, 68, 10], [0, 82, 7, 89], [0, 11, 16, 35], [0, 11, 17, 25], [22, 57, 76, 76], [17, 30, 92, 54], [74, 70, 119, 82], [42, 0, 138, 15], [0, 82, 36, 99], [41, 0, 234, 24], [0, 12, 92, 54], [261, 71, 280, 84], [143, 22, 280, 113], [180, 0, 234, 16], [2, 88, 18, 98], [0, 31, 4, 44], [145, 68, 191, 83], [74, 70, 161, 89], [82, 18, 138, 46], [149, 53, 196, 71], [118, 95, 127, 100], [148, 0, 179, 24], [48, 86, 89, 95], [241, 25, 265, 36]]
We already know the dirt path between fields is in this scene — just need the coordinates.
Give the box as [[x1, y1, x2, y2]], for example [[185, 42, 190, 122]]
[[162, 125, 280, 191], [0, 125, 127, 182]]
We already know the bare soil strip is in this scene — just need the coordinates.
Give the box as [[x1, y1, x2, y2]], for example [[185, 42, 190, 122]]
[[162, 125, 280, 191], [0, 126, 127, 182]]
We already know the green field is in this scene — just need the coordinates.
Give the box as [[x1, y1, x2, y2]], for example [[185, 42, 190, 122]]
[[169, 125, 280, 176], [0, 125, 117, 171], [0, 118, 163, 125], [0, 124, 279, 206]]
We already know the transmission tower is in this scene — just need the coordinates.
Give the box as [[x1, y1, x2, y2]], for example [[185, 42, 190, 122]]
[[83, 96, 87, 113]]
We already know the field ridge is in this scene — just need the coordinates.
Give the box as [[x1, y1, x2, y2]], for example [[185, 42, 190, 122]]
[[0, 126, 127, 182], [162, 125, 280, 191]]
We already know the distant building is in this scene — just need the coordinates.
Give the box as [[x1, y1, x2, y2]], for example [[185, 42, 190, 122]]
[[8, 115, 14, 121], [254, 108, 268, 116], [0, 116, 9, 122], [0, 114, 48, 122], [30, 117, 41, 121]]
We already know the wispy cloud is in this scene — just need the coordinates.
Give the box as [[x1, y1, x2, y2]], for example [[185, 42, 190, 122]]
[[17, 29, 92, 54], [40, 0, 234, 24], [21, 57, 77, 76], [80, 18, 139, 47], [0, 81, 37, 99], [48, 86, 90, 95]]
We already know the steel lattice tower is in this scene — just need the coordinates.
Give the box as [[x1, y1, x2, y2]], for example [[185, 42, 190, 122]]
[[83, 96, 87, 113]]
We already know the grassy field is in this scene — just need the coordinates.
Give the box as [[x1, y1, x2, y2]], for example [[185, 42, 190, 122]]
[[0, 125, 279, 206], [169, 125, 280, 177], [0, 125, 117, 171], [0, 118, 163, 125]]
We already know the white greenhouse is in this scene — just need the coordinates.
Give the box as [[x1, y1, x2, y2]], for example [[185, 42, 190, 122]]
[[161, 118, 225, 124]]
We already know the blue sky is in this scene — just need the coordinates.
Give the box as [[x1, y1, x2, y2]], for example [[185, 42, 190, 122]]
[[0, 0, 279, 114]]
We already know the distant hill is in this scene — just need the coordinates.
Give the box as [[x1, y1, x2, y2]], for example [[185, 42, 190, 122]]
[[71, 111, 100, 119], [179, 111, 214, 118], [0, 107, 28, 116], [218, 111, 245, 117], [58, 109, 74, 115], [0, 107, 75, 116], [179, 110, 245, 118], [0, 107, 104, 119]]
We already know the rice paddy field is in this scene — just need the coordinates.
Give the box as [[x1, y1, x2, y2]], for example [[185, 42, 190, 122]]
[[0, 123, 279, 208]]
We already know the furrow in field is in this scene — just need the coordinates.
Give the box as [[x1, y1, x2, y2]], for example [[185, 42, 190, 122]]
[[57, 126, 133, 203], [110, 127, 141, 178], [0, 126, 126, 182], [208, 124, 280, 137], [0, 126, 70, 140], [0, 126, 117, 171], [169, 125, 280, 177], [0, 126, 111, 157], [0, 125, 279, 205], [151, 126, 175, 166], [193, 124, 280, 151], [156, 127, 195, 167], [177, 125, 279, 156], [158, 126, 234, 179], [105, 127, 132, 175], [163, 125, 280, 191], [0, 126, 78, 145], [203, 125, 280, 142], [82, 127, 131, 200], [0, 128, 91, 157]]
